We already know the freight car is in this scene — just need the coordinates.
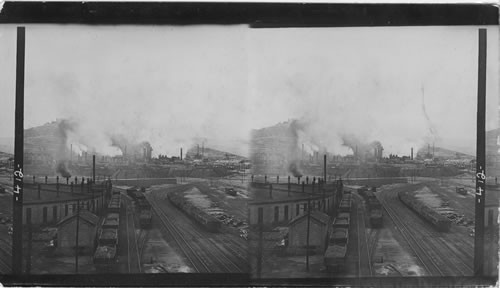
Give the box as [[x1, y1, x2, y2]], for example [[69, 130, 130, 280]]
[[324, 244, 347, 272], [93, 244, 118, 271], [369, 209, 383, 227], [98, 228, 119, 246], [330, 228, 349, 245], [339, 200, 351, 213], [333, 217, 350, 229], [398, 190, 451, 232], [167, 191, 221, 232], [102, 214, 120, 229], [139, 209, 152, 229], [337, 212, 350, 220]]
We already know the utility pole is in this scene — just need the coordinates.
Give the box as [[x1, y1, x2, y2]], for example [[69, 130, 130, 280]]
[[474, 28, 487, 277], [12, 26, 25, 275], [306, 181, 311, 272], [75, 199, 80, 274]]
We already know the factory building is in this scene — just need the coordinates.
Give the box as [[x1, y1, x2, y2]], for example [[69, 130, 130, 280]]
[[250, 120, 300, 176], [22, 181, 110, 226], [248, 181, 341, 228]]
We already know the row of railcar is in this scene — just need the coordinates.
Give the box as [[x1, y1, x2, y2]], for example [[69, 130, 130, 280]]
[[398, 190, 451, 232], [94, 195, 121, 270], [324, 194, 352, 272], [167, 191, 221, 232]]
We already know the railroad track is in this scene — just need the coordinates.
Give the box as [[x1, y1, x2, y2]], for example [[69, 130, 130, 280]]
[[380, 187, 473, 276], [148, 192, 246, 273], [378, 192, 444, 276], [355, 196, 373, 277], [147, 195, 212, 272], [124, 195, 142, 273]]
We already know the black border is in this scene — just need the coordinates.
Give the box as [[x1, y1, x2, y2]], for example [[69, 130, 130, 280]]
[[0, 2, 498, 26], [2, 1, 498, 287]]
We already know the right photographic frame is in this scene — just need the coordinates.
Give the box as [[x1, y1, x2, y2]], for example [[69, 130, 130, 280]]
[[246, 25, 499, 280]]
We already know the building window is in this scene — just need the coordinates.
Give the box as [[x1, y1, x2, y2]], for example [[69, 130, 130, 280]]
[[258, 207, 263, 224], [43, 207, 47, 224], [274, 206, 279, 223], [72, 203, 76, 214], [303, 203, 307, 212], [26, 208, 32, 224], [65, 204, 68, 216], [284, 205, 289, 220], [296, 204, 300, 216], [53, 206, 58, 222]]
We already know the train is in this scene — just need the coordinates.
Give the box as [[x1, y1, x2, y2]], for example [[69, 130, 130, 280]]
[[127, 187, 152, 229], [332, 217, 350, 229], [167, 191, 221, 232], [94, 195, 121, 269], [358, 186, 383, 228], [398, 190, 451, 232], [339, 199, 352, 213]]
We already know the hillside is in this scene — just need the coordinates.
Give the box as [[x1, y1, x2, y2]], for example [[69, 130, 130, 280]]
[[185, 146, 246, 161]]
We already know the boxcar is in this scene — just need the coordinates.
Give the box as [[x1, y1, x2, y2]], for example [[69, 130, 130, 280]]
[[98, 228, 118, 246], [139, 210, 152, 229]]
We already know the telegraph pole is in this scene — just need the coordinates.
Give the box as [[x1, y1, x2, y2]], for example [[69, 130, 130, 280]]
[[474, 28, 487, 276], [13, 26, 25, 275]]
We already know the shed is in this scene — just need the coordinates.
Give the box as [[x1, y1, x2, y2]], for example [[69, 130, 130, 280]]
[[287, 210, 331, 255], [56, 211, 99, 252]]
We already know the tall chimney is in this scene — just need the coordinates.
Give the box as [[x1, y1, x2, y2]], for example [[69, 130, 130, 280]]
[[411, 147, 414, 160], [92, 155, 96, 183], [180, 148, 183, 160], [324, 154, 327, 183]]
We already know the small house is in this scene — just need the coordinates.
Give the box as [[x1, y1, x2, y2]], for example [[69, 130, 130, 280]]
[[56, 210, 99, 253], [287, 210, 331, 255]]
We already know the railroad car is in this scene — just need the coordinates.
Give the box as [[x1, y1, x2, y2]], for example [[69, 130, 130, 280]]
[[167, 191, 220, 232], [107, 201, 121, 213], [225, 188, 237, 196], [112, 189, 121, 195], [98, 228, 118, 246], [126, 188, 137, 198], [339, 200, 351, 213], [332, 217, 350, 229], [343, 189, 351, 195], [367, 198, 382, 211], [137, 198, 151, 210], [139, 209, 152, 229], [324, 244, 347, 272], [330, 228, 349, 245], [398, 191, 451, 232], [337, 212, 350, 220], [369, 209, 383, 228], [93, 244, 118, 270], [102, 216, 119, 229]]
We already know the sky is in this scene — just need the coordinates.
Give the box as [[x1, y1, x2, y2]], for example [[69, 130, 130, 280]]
[[0, 24, 498, 157]]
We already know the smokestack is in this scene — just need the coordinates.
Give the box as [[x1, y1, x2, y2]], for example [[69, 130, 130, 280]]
[[302, 143, 304, 162], [180, 148, 183, 161], [70, 144, 72, 163], [324, 154, 327, 183], [411, 147, 414, 160], [93, 155, 96, 183]]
